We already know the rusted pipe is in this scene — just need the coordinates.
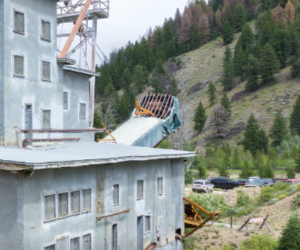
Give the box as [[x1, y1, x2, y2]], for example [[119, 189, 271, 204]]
[[97, 209, 130, 220]]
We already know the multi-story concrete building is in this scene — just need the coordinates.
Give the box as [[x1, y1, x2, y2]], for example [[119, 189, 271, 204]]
[[0, 1, 195, 250]]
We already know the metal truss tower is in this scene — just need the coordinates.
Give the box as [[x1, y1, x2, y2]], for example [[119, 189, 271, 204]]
[[56, 0, 110, 126]]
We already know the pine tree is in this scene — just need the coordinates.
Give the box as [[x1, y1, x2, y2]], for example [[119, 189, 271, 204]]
[[233, 3, 246, 32], [270, 110, 288, 147], [207, 82, 216, 106], [216, 9, 222, 34], [170, 76, 178, 96], [239, 160, 253, 179], [261, 43, 279, 85], [232, 148, 241, 169], [224, 3, 233, 26], [93, 110, 102, 141], [239, 24, 255, 52], [194, 101, 207, 133], [295, 149, 300, 172], [190, 24, 202, 50], [220, 94, 231, 115], [132, 65, 149, 94], [285, 0, 296, 27], [222, 20, 234, 45], [245, 55, 259, 92], [290, 95, 300, 135], [233, 41, 245, 77], [287, 166, 296, 178], [222, 47, 234, 91], [257, 129, 269, 154], [277, 214, 300, 250], [261, 160, 274, 178], [212, 28, 218, 40]]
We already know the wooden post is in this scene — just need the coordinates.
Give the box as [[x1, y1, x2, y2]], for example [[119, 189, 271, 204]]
[[239, 218, 251, 231], [259, 214, 271, 232], [230, 217, 233, 229]]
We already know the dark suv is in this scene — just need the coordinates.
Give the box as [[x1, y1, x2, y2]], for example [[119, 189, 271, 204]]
[[210, 177, 240, 189]]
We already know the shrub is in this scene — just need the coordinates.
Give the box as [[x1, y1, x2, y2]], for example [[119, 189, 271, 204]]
[[277, 214, 300, 250], [241, 235, 277, 250], [236, 190, 251, 207]]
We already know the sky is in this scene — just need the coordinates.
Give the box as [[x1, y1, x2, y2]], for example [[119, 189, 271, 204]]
[[96, 0, 189, 61]]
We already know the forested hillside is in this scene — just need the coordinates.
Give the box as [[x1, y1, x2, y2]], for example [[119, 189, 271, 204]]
[[94, 0, 300, 180]]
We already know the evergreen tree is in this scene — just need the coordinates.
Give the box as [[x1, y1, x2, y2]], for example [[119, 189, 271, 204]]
[[222, 47, 234, 91], [277, 214, 300, 250], [243, 114, 268, 156], [260, 160, 274, 178], [222, 20, 234, 45], [190, 24, 202, 50], [93, 110, 102, 141], [224, 3, 233, 26], [245, 55, 259, 92], [193, 101, 207, 133], [207, 82, 217, 106], [233, 3, 246, 32], [132, 65, 149, 94], [220, 94, 231, 115], [290, 95, 300, 135], [295, 149, 300, 172], [287, 166, 296, 178], [170, 76, 178, 96], [261, 43, 279, 85], [233, 41, 245, 77], [270, 110, 288, 147], [232, 148, 241, 169], [219, 161, 229, 177], [239, 160, 253, 178], [239, 24, 255, 52], [212, 28, 218, 40]]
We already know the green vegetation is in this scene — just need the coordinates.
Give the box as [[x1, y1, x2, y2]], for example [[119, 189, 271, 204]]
[[193, 101, 207, 133], [277, 214, 300, 250], [241, 235, 278, 250]]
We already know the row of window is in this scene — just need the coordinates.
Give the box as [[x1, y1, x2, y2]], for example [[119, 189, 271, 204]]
[[14, 10, 51, 42], [44, 188, 91, 222], [14, 55, 51, 81], [45, 233, 91, 250], [112, 177, 163, 205]]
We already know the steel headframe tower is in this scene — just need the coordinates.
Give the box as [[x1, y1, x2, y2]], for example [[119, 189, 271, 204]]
[[56, 0, 110, 127]]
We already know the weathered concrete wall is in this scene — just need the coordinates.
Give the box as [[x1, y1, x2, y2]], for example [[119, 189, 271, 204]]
[[16, 158, 185, 249], [0, 170, 24, 250], [0, 1, 4, 141], [1, 0, 91, 145]]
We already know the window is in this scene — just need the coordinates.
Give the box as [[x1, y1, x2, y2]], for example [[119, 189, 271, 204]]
[[41, 20, 51, 41], [112, 224, 118, 250], [63, 92, 68, 109], [145, 215, 151, 233], [113, 184, 119, 205], [57, 237, 68, 250], [137, 180, 144, 199], [70, 238, 80, 250], [44, 194, 55, 221], [42, 110, 51, 129], [42, 61, 51, 81], [79, 103, 86, 119], [83, 234, 91, 250], [71, 190, 80, 214], [45, 245, 55, 250], [14, 55, 24, 77], [58, 193, 68, 218], [14, 11, 24, 34], [82, 189, 91, 212], [157, 177, 163, 195]]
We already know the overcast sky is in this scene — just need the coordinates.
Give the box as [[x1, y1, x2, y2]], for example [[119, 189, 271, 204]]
[[96, 0, 189, 61]]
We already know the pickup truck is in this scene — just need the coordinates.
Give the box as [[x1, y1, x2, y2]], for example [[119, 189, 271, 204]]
[[210, 177, 240, 189]]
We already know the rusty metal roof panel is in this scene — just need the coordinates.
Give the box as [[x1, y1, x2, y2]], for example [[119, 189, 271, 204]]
[[0, 142, 195, 170]]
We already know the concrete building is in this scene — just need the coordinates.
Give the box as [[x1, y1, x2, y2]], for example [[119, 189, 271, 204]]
[[0, 143, 194, 249], [0, 0, 105, 145]]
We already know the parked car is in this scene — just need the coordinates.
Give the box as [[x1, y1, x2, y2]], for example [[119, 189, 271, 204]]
[[261, 178, 275, 186], [192, 180, 214, 193], [210, 177, 240, 189], [232, 179, 249, 186], [245, 179, 265, 188], [249, 176, 260, 181], [278, 179, 300, 184]]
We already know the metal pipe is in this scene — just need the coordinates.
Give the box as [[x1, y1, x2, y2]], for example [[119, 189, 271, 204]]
[[19, 128, 105, 134], [22, 138, 80, 148]]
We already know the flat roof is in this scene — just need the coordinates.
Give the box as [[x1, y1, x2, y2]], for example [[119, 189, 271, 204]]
[[63, 65, 100, 77], [0, 142, 195, 171]]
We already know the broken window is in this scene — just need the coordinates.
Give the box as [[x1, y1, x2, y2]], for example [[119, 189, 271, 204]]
[[71, 190, 80, 214], [82, 189, 91, 212], [70, 237, 80, 250], [79, 103, 86, 119], [137, 180, 144, 199], [63, 92, 68, 109], [157, 177, 163, 195], [58, 193, 68, 218], [14, 55, 24, 77], [44, 194, 55, 221], [42, 61, 51, 81], [41, 20, 51, 41], [45, 245, 55, 250], [113, 184, 119, 205], [14, 11, 24, 34], [145, 215, 151, 233], [42, 110, 51, 129], [83, 234, 91, 250]]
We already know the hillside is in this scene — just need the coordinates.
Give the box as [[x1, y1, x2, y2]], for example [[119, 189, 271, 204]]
[[170, 34, 300, 153]]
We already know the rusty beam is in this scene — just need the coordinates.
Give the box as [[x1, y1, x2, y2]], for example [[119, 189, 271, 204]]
[[97, 209, 130, 220], [59, 0, 92, 58]]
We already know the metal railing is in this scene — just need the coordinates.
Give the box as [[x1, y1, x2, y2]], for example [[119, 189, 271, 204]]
[[57, 0, 110, 16]]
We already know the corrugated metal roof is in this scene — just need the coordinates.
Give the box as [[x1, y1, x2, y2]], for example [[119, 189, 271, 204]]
[[63, 65, 100, 77], [0, 142, 195, 170]]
